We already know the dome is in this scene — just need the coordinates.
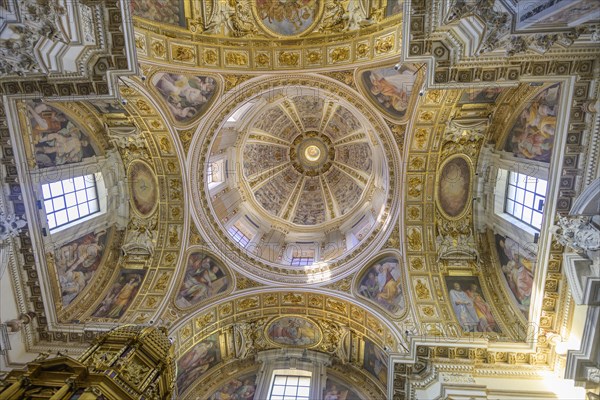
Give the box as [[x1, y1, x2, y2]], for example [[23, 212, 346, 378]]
[[242, 97, 373, 227], [192, 78, 399, 282]]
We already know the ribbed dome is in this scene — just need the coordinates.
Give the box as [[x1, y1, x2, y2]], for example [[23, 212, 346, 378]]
[[195, 80, 396, 279], [242, 95, 373, 226]]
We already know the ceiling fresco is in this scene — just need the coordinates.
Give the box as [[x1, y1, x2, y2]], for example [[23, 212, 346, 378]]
[[0, 0, 598, 398]]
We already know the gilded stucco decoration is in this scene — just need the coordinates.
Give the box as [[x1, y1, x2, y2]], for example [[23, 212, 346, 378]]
[[132, 0, 403, 71], [0, 0, 598, 398], [167, 290, 400, 397]]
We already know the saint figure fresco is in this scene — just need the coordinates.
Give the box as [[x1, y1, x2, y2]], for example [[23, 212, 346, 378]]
[[323, 378, 361, 400], [177, 335, 221, 395], [446, 276, 501, 333], [256, 0, 318, 36], [92, 270, 145, 319], [495, 234, 536, 318], [357, 256, 405, 316], [55, 231, 108, 306], [26, 101, 96, 168], [153, 73, 217, 123], [266, 317, 321, 347], [175, 252, 229, 309], [363, 339, 388, 386], [360, 64, 418, 121], [437, 156, 471, 218], [131, 0, 184, 26], [208, 373, 257, 400], [503, 83, 560, 162]]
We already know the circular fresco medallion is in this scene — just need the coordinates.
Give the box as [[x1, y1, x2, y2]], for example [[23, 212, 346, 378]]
[[128, 160, 158, 217], [254, 0, 321, 37], [266, 316, 322, 347]]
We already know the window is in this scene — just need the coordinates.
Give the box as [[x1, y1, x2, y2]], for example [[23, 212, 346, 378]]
[[504, 171, 547, 230], [207, 162, 214, 184], [290, 257, 313, 266], [228, 225, 250, 247], [42, 175, 99, 230], [269, 375, 311, 400]]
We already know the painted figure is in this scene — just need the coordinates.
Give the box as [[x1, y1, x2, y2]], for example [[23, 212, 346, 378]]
[[358, 257, 405, 315], [154, 73, 216, 122], [267, 317, 320, 346], [466, 284, 498, 332], [26, 101, 96, 167], [177, 337, 220, 394], [176, 253, 229, 308], [504, 84, 560, 162], [449, 282, 479, 332], [92, 270, 145, 319], [497, 235, 535, 311], [55, 231, 107, 306]]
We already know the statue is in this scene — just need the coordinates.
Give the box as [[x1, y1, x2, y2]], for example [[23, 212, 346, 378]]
[[552, 214, 600, 265], [0, 213, 27, 243]]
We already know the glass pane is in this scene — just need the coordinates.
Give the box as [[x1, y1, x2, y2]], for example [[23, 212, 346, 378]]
[[534, 195, 545, 211], [526, 177, 537, 191], [508, 171, 517, 185], [286, 377, 298, 386], [53, 197, 65, 210], [297, 387, 310, 396], [83, 174, 95, 186], [76, 190, 88, 203], [62, 179, 75, 193], [505, 199, 514, 214], [55, 210, 68, 226], [271, 396, 283, 400], [50, 181, 63, 196], [522, 207, 533, 224], [44, 200, 54, 212], [274, 376, 287, 385], [47, 215, 56, 229], [89, 201, 99, 213], [536, 179, 547, 195], [284, 386, 296, 396], [272, 386, 285, 395], [67, 206, 79, 221], [78, 203, 89, 215], [42, 184, 51, 199], [524, 191, 534, 207], [517, 173, 528, 188], [532, 212, 543, 229], [514, 203, 523, 219], [65, 192, 77, 207], [507, 185, 516, 199], [86, 187, 97, 200], [515, 188, 525, 204], [73, 176, 85, 190], [298, 377, 310, 386]]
